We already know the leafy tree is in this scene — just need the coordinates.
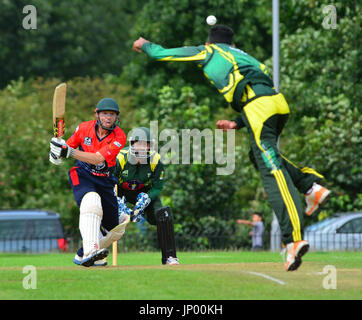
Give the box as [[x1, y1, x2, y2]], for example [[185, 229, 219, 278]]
[[0, 0, 147, 88], [271, 0, 362, 214]]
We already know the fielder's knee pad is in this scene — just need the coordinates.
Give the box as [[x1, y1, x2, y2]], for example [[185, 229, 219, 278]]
[[99, 214, 130, 249]]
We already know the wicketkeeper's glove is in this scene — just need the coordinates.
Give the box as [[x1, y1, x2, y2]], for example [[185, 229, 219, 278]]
[[132, 193, 151, 223], [117, 196, 132, 222], [117, 196, 130, 214]]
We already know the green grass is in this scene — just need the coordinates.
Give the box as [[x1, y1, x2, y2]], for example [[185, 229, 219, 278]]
[[0, 251, 361, 300]]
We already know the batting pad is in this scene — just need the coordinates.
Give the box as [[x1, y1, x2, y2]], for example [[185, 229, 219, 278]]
[[79, 192, 103, 256], [99, 214, 130, 249]]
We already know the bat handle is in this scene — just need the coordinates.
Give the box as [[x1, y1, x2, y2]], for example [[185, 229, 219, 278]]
[[53, 135, 64, 143]]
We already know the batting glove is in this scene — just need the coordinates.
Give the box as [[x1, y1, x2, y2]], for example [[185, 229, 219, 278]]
[[50, 137, 75, 158], [49, 151, 63, 165]]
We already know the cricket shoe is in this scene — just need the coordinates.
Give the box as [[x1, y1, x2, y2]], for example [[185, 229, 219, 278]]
[[73, 254, 83, 266], [283, 240, 309, 272], [166, 257, 180, 265], [73, 254, 107, 267], [305, 183, 331, 216], [80, 248, 109, 267], [93, 258, 107, 267]]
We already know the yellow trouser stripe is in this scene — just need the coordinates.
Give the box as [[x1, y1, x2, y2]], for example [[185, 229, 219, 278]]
[[244, 94, 302, 241], [273, 169, 302, 241], [279, 171, 301, 242], [301, 167, 325, 179], [282, 155, 325, 179], [281, 155, 299, 168]]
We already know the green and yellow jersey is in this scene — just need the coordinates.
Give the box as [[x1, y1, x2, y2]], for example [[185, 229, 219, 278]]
[[113, 147, 165, 203], [141, 42, 275, 113]]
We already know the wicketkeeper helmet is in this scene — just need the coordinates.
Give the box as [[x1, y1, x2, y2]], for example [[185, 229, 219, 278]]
[[128, 127, 155, 158]]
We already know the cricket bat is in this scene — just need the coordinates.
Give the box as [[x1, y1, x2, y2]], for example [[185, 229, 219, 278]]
[[52, 83, 67, 140]]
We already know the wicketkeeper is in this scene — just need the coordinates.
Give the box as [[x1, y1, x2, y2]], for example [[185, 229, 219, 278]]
[[50, 98, 129, 267], [132, 25, 331, 271], [114, 127, 180, 265]]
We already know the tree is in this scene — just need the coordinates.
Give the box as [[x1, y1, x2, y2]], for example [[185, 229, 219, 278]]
[[0, 0, 147, 88], [272, 0, 362, 213]]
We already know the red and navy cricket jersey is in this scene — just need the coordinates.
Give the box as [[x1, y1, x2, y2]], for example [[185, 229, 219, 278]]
[[66, 120, 126, 179]]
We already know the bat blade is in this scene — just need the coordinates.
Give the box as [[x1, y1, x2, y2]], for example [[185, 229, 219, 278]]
[[52, 83, 66, 138]]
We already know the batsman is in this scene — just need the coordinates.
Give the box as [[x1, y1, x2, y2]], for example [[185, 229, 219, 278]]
[[50, 97, 129, 267], [115, 127, 180, 265]]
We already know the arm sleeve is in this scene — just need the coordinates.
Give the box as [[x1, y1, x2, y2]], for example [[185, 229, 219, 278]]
[[232, 115, 245, 129], [142, 42, 208, 63], [148, 162, 165, 201], [66, 125, 82, 149]]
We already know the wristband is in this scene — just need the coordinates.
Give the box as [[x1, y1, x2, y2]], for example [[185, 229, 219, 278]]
[[68, 147, 75, 158]]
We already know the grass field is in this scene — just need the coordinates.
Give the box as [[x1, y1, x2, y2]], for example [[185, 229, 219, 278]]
[[0, 250, 361, 300]]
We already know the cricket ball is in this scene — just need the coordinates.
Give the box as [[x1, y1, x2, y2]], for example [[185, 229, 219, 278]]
[[206, 15, 217, 26]]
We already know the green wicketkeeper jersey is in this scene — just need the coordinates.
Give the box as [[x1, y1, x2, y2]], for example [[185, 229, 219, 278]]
[[113, 147, 165, 201], [141, 42, 275, 112]]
